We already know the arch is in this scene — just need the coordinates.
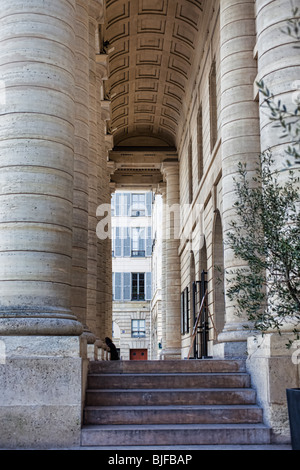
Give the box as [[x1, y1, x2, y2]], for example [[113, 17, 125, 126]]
[[212, 210, 225, 338], [112, 321, 120, 339], [104, 0, 204, 148]]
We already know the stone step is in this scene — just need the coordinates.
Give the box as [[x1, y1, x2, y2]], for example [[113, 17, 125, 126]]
[[82, 359, 271, 448], [86, 388, 257, 407], [87, 372, 251, 389], [88, 359, 246, 374], [81, 423, 271, 447], [84, 404, 263, 425]]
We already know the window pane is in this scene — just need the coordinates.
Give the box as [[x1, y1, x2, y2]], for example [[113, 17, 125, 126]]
[[131, 319, 146, 337]]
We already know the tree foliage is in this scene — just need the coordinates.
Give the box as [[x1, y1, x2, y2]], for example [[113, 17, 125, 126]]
[[226, 152, 300, 340]]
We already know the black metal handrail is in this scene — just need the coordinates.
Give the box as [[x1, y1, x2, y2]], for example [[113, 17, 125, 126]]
[[188, 289, 208, 359]]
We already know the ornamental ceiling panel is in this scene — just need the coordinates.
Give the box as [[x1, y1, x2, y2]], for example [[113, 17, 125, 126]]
[[104, 0, 203, 147]]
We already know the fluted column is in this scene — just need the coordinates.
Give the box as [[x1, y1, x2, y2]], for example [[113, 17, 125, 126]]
[[161, 163, 181, 359], [0, 0, 82, 336], [218, 0, 261, 356]]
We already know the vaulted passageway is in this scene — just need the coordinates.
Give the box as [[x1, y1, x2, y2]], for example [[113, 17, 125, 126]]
[[0, 0, 298, 448]]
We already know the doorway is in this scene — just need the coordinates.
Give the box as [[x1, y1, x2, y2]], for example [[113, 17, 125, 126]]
[[130, 349, 148, 360]]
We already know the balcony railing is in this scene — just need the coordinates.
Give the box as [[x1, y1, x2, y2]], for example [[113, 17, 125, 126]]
[[131, 250, 145, 257]]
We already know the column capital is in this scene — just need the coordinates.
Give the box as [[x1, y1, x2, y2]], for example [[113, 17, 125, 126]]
[[89, 0, 105, 23], [160, 161, 179, 180], [155, 182, 166, 196]]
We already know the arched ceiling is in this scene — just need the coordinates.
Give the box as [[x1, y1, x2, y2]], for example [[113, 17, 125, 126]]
[[103, 0, 203, 148]]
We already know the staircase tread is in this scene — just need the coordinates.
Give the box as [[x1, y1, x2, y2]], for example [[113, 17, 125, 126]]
[[84, 404, 261, 410], [88, 372, 249, 376], [82, 423, 269, 430], [86, 387, 255, 392]]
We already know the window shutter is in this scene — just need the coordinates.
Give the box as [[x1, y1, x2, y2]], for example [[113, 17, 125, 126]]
[[115, 193, 121, 216], [114, 273, 122, 300], [115, 227, 122, 257], [146, 226, 152, 256], [123, 227, 131, 257], [124, 192, 131, 216], [146, 192, 152, 216], [123, 272, 131, 301], [146, 272, 152, 300]]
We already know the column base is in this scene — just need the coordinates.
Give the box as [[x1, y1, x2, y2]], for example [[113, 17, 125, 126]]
[[213, 340, 248, 359], [0, 335, 86, 449], [160, 348, 181, 360], [0, 315, 84, 336], [246, 333, 299, 444], [214, 322, 255, 358]]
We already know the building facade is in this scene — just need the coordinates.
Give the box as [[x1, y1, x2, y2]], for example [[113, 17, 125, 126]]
[[111, 190, 152, 360], [0, 0, 299, 448]]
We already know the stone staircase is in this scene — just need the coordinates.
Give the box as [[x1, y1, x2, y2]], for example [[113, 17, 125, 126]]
[[81, 359, 271, 447]]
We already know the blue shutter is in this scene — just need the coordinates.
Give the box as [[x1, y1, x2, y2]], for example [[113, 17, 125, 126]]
[[146, 192, 152, 216], [115, 227, 122, 257], [146, 272, 152, 300], [123, 227, 131, 257], [115, 273, 122, 300], [123, 193, 131, 216], [115, 193, 121, 216], [123, 272, 131, 301], [146, 226, 152, 256]]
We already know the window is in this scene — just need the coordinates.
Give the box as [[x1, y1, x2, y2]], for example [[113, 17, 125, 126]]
[[131, 320, 146, 338], [188, 139, 193, 204], [131, 227, 145, 257], [209, 59, 218, 152], [132, 273, 145, 300], [181, 286, 189, 335], [113, 272, 152, 301], [131, 193, 145, 216], [197, 105, 203, 182]]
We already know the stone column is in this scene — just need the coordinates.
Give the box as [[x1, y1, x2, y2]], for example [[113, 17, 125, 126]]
[[0, 0, 84, 448], [158, 185, 167, 359], [72, 0, 90, 336], [217, 0, 261, 357], [87, 11, 99, 337], [245, 0, 300, 444], [0, 0, 82, 336], [161, 163, 181, 359]]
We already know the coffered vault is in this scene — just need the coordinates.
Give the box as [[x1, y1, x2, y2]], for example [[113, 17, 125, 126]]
[[103, 0, 204, 149]]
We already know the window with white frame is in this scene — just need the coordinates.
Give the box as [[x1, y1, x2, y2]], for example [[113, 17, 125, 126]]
[[131, 319, 146, 338]]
